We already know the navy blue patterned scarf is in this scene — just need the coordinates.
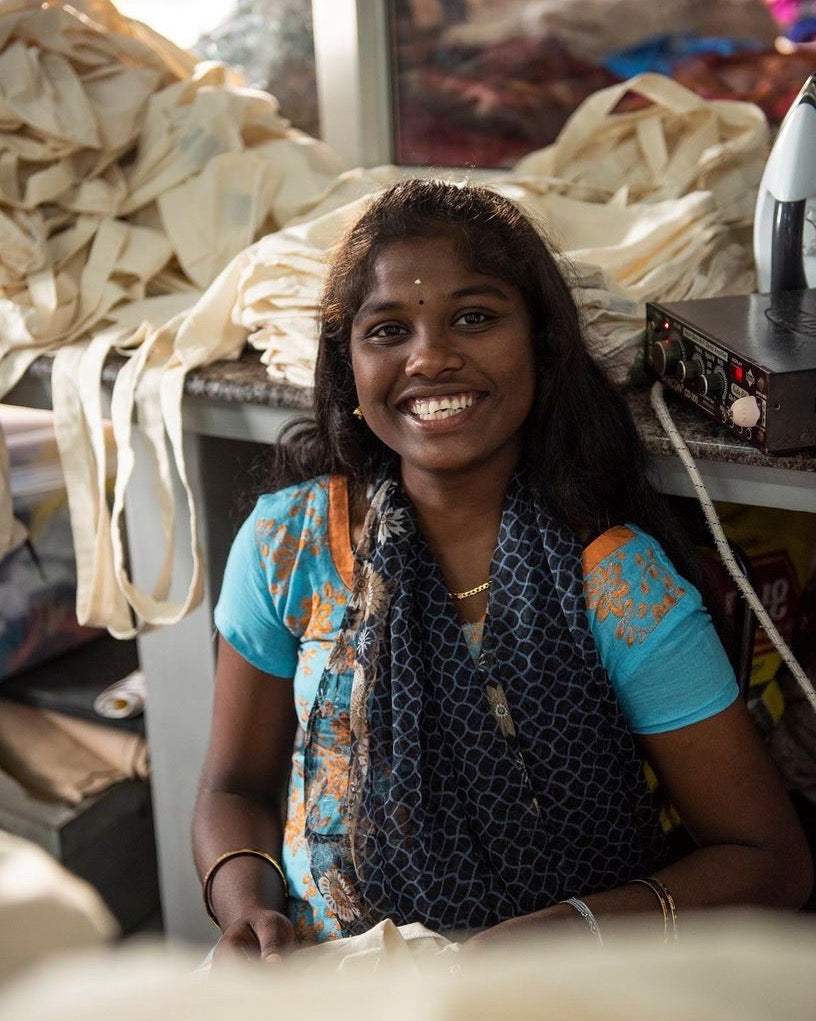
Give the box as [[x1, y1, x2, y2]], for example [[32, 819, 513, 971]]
[[304, 471, 667, 936]]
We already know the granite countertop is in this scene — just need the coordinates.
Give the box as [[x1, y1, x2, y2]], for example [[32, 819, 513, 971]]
[[625, 385, 816, 473], [23, 350, 816, 472], [25, 348, 315, 413]]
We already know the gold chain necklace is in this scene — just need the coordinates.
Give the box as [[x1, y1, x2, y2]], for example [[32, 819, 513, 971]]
[[448, 580, 490, 601]]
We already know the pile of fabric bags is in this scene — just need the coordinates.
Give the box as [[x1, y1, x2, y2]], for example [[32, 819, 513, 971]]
[[0, 0, 771, 636], [0, 0, 346, 635]]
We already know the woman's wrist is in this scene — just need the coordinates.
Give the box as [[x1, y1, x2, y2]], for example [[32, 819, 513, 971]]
[[204, 850, 288, 929]]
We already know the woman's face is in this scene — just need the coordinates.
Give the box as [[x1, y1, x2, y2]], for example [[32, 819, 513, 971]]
[[349, 235, 536, 486]]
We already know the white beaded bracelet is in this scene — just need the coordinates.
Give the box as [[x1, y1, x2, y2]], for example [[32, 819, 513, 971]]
[[561, 896, 604, 947]]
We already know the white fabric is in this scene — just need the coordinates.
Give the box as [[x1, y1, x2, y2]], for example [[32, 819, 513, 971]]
[[1, 913, 816, 1019], [0, 831, 116, 985], [41, 708, 149, 779], [512, 72, 768, 226], [296, 919, 458, 971], [92, 669, 146, 721]]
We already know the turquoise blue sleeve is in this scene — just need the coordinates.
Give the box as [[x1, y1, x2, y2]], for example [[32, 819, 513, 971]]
[[214, 492, 301, 678], [586, 527, 740, 734]]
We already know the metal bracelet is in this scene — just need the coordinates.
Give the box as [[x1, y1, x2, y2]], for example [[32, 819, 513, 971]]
[[202, 848, 289, 929], [561, 896, 603, 947], [628, 876, 678, 943]]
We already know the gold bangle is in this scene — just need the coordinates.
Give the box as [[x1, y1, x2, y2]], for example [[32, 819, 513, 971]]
[[202, 848, 289, 929], [628, 876, 677, 943], [650, 876, 678, 940]]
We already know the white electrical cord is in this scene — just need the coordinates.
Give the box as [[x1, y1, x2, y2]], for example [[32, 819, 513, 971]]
[[649, 380, 816, 713]]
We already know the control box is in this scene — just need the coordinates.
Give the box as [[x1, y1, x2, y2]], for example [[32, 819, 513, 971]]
[[645, 291, 816, 454]]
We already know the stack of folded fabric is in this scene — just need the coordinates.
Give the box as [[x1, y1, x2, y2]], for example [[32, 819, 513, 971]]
[[0, 697, 149, 806], [170, 73, 766, 398], [0, 0, 347, 632], [0, 0, 346, 381]]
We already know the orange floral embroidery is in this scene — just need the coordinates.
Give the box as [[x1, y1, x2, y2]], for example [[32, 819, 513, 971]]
[[293, 911, 340, 944], [291, 879, 340, 939], [585, 545, 685, 646], [295, 695, 313, 729], [293, 913, 320, 944], [307, 750, 350, 803], [289, 877, 340, 944], [327, 634, 356, 673], [257, 521, 300, 597], [285, 760, 307, 857], [256, 484, 328, 600], [284, 803, 306, 857], [329, 710, 351, 749], [306, 803, 337, 832], [288, 584, 347, 637], [296, 644, 319, 677], [584, 552, 631, 624], [301, 871, 320, 902]]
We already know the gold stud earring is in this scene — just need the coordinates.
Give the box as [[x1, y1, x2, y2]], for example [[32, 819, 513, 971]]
[[353, 406, 364, 420]]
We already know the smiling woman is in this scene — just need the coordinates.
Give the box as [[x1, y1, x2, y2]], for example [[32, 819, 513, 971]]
[[192, 180, 812, 963], [349, 235, 535, 486]]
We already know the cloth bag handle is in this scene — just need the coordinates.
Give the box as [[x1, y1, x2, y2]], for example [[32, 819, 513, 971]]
[[552, 72, 712, 166], [103, 254, 250, 629], [107, 319, 204, 630], [43, 253, 250, 636], [51, 334, 138, 637], [50, 313, 204, 637], [545, 72, 765, 200], [0, 348, 44, 560]]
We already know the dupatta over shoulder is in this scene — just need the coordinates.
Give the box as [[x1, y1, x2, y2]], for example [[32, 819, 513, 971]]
[[304, 471, 668, 936]]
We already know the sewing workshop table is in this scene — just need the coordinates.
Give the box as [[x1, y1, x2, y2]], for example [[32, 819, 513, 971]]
[[5, 353, 816, 943]]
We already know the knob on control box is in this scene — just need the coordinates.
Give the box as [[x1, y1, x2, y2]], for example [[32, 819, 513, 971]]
[[645, 291, 816, 454]]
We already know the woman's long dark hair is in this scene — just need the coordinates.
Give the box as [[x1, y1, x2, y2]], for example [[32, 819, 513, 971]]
[[264, 179, 693, 573]]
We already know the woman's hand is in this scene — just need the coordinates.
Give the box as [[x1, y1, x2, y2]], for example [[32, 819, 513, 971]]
[[212, 907, 295, 966]]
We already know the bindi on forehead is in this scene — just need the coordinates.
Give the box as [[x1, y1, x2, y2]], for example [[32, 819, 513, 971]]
[[361, 240, 511, 314]]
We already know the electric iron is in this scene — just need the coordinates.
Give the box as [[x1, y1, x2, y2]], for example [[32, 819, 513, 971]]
[[753, 75, 816, 293]]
